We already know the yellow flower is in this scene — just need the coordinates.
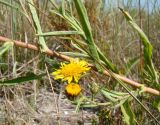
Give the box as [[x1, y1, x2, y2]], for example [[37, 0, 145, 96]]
[[65, 83, 81, 96], [52, 59, 90, 83]]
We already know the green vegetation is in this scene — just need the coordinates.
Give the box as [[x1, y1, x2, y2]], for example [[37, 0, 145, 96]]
[[0, 0, 159, 125]]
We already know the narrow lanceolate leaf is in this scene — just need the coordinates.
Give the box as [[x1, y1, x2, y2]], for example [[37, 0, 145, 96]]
[[37, 31, 83, 36], [0, 72, 45, 85], [28, 0, 48, 52], [0, 41, 13, 56], [119, 8, 158, 84], [73, 0, 102, 71], [71, 37, 118, 72], [101, 88, 129, 102], [60, 52, 89, 58], [50, 1, 117, 72], [121, 100, 136, 125]]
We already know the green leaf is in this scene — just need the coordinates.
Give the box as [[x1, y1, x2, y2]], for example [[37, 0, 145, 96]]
[[96, 46, 118, 72], [121, 100, 136, 125], [37, 31, 83, 36], [120, 8, 158, 84], [71, 37, 118, 72], [0, 72, 45, 85], [0, 42, 13, 57], [60, 52, 89, 58], [73, 0, 102, 71], [28, 0, 48, 52], [49, 0, 58, 9], [51, 1, 117, 72], [102, 88, 128, 97], [70, 40, 88, 54], [101, 89, 128, 102]]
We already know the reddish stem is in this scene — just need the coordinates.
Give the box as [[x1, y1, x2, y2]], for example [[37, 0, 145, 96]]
[[0, 36, 159, 96]]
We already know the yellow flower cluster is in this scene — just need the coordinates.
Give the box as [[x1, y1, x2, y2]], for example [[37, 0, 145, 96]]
[[52, 59, 90, 96]]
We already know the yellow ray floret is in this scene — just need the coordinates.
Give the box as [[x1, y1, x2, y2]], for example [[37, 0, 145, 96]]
[[65, 83, 81, 96], [52, 59, 90, 83]]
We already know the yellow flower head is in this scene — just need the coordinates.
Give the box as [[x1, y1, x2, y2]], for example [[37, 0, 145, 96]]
[[52, 59, 90, 83], [65, 83, 81, 96]]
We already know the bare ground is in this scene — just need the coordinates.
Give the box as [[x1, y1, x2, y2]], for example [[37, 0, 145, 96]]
[[0, 88, 98, 125]]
